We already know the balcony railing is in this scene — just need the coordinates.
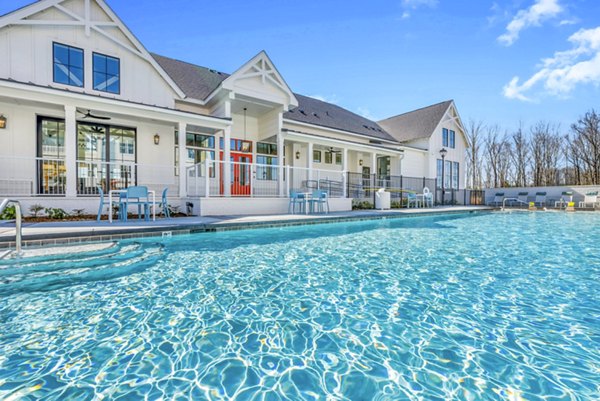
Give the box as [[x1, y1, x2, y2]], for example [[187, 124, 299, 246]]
[[186, 159, 347, 198]]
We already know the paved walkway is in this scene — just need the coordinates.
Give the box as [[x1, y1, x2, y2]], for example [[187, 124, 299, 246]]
[[0, 206, 492, 248]]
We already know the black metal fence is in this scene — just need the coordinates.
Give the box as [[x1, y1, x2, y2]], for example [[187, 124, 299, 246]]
[[347, 172, 485, 207]]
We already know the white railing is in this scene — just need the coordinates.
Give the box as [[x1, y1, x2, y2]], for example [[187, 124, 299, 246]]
[[76, 160, 178, 196], [0, 156, 64, 196], [0, 156, 179, 197], [187, 159, 347, 198]]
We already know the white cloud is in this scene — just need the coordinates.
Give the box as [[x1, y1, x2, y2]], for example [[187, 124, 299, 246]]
[[504, 26, 600, 101], [498, 0, 563, 46], [399, 0, 438, 19]]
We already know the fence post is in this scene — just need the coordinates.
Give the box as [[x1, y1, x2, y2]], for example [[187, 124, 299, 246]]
[[342, 170, 347, 198], [464, 189, 467, 205], [423, 177, 426, 191], [204, 158, 210, 198], [346, 171, 350, 199], [317, 170, 321, 190]]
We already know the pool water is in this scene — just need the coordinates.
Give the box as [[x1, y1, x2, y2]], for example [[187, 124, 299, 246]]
[[0, 212, 599, 400]]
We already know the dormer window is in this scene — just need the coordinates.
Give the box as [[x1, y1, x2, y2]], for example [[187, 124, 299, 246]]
[[53, 43, 84, 87], [93, 53, 120, 94]]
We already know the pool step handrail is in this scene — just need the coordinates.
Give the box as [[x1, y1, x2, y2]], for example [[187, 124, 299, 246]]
[[501, 197, 530, 211], [0, 198, 23, 259]]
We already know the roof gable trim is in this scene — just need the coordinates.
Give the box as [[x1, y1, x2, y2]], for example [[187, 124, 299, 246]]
[[0, 0, 186, 98]]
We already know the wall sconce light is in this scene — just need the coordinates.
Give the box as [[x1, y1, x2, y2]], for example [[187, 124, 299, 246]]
[[153, 134, 160, 145], [295, 151, 300, 160], [0, 115, 6, 129], [359, 159, 363, 166]]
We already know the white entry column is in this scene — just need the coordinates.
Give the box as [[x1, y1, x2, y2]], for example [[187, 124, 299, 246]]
[[64, 105, 77, 197], [371, 153, 377, 178], [342, 148, 348, 198], [223, 126, 231, 197], [178, 122, 187, 198], [277, 132, 285, 197], [307, 142, 314, 181]]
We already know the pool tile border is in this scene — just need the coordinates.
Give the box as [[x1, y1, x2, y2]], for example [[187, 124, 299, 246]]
[[0, 208, 492, 250]]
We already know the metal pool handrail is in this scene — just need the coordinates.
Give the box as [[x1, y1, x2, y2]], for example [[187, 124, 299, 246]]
[[501, 197, 530, 211], [0, 199, 23, 258]]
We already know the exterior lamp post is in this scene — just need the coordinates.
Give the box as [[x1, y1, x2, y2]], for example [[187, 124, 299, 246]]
[[439, 148, 448, 206]]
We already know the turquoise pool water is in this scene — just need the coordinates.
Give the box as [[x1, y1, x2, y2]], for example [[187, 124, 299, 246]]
[[0, 212, 599, 400]]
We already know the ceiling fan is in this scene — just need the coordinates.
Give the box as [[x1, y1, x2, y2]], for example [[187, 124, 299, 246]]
[[327, 147, 342, 154], [78, 109, 111, 121]]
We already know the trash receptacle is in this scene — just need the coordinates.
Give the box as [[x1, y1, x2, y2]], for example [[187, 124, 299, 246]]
[[375, 188, 391, 210]]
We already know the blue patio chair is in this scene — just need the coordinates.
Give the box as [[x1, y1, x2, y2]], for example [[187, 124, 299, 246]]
[[308, 190, 329, 214], [160, 188, 171, 218], [288, 191, 306, 214], [96, 186, 106, 222], [119, 186, 150, 222], [407, 192, 420, 208]]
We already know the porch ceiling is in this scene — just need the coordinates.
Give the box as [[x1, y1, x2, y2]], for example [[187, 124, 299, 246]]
[[283, 130, 403, 156]]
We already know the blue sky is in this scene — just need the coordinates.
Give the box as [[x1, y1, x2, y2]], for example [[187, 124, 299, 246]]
[[2, 0, 600, 131]]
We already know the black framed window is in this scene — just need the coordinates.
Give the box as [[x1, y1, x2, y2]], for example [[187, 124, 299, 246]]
[[442, 128, 449, 147], [449, 130, 456, 148], [93, 52, 120, 94], [37, 117, 67, 195], [313, 150, 322, 163], [53, 43, 84, 87]]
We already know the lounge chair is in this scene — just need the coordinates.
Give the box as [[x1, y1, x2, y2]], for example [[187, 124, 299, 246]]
[[554, 191, 573, 208], [534, 192, 547, 207], [579, 191, 599, 208], [489, 192, 505, 206], [515, 192, 528, 207]]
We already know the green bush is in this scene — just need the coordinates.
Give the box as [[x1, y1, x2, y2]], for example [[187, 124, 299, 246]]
[[29, 204, 44, 218], [0, 205, 16, 220], [352, 201, 374, 210], [45, 208, 68, 220]]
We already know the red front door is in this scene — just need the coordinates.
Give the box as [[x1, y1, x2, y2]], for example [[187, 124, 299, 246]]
[[220, 152, 252, 196]]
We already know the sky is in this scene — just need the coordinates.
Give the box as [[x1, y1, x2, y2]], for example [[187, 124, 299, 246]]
[[1, 0, 600, 133]]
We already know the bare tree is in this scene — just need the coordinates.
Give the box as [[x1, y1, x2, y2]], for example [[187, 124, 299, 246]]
[[483, 125, 512, 188], [569, 110, 600, 185], [510, 123, 530, 187], [465, 120, 484, 189], [530, 122, 563, 186]]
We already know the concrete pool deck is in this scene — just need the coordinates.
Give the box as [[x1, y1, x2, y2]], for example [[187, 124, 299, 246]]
[[0, 206, 493, 249]]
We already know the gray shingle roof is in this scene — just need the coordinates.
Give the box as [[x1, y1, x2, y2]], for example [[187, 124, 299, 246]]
[[284, 94, 398, 142], [151, 53, 228, 101], [378, 100, 453, 143]]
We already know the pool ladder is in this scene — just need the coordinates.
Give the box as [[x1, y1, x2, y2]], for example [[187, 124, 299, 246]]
[[0, 199, 23, 259], [501, 198, 530, 211]]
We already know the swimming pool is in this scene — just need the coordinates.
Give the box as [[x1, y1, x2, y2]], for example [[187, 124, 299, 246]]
[[0, 211, 599, 400]]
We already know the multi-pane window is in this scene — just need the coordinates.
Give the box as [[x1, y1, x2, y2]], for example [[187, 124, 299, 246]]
[[335, 153, 342, 165], [93, 53, 120, 94], [449, 130, 456, 149], [177, 133, 216, 177], [257, 142, 278, 181], [53, 43, 84, 87], [324, 151, 333, 164], [313, 150, 322, 163], [444, 160, 451, 189], [452, 162, 459, 189], [38, 117, 66, 194], [436, 159, 443, 189], [219, 138, 252, 153], [442, 128, 449, 147]]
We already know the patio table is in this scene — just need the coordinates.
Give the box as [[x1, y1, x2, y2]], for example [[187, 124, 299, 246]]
[[108, 189, 156, 223]]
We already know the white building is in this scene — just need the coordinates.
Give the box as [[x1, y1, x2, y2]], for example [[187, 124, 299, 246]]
[[0, 0, 469, 216]]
